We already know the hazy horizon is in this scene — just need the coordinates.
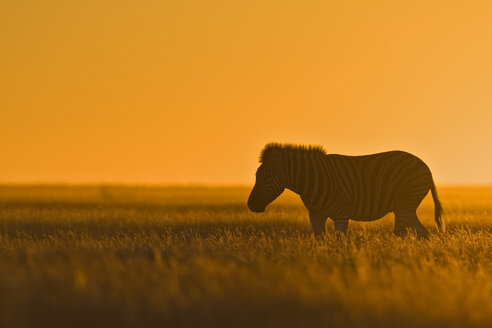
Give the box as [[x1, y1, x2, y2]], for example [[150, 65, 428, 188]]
[[2, 182, 492, 188]]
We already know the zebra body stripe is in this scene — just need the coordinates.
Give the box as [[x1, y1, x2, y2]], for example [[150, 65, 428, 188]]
[[295, 151, 431, 221]]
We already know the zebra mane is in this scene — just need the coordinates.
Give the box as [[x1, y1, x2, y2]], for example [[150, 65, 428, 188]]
[[259, 143, 327, 163]]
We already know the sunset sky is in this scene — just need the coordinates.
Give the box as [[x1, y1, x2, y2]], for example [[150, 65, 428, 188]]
[[1, 1, 492, 185]]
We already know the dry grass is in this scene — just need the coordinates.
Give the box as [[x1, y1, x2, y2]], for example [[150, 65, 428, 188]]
[[1, 185, 492, 327]]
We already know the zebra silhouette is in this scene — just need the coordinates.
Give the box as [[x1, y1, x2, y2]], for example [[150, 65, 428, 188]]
[[247, 143, 444, 238]]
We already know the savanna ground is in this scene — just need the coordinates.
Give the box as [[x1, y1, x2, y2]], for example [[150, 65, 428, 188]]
[[1, 185, 492, 328]]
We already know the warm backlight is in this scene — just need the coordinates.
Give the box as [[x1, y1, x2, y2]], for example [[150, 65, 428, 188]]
[[1, 1, 492, 184]]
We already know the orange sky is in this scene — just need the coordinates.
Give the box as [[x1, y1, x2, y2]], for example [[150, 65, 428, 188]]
[[1, 1, 492, 184]]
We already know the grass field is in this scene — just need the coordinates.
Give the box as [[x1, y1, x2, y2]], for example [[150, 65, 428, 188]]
[[1, 185, 492, 328]]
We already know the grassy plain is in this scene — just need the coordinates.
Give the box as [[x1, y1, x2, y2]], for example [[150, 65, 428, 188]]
[[1, 185, 492, 328]]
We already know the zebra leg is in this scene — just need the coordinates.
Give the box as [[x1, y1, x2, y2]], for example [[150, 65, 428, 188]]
[[309, 212, 328, 238], [407, 211, 429, 239], [394, 210, 429, 239], [394, 212, 410, 237], [333, 218, 349, 234]]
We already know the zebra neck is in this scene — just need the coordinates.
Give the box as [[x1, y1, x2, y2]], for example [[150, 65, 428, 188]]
[[284, 153, 335, 207], [284, 153, 320, 196]]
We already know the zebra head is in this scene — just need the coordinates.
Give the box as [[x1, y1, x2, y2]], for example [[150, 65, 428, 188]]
[[248, 156, 285, 213]]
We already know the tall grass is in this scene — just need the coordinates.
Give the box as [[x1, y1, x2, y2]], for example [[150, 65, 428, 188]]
[[0, 186, 492, 327]]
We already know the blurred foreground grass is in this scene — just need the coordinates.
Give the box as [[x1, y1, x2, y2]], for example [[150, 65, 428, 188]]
[[1, 185, 492, 327]]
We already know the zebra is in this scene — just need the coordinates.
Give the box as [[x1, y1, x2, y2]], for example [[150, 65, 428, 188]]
[[247, 143, 444, 238]]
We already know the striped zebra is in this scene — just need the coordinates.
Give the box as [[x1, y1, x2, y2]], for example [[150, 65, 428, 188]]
[[247, 143, 444, 238]]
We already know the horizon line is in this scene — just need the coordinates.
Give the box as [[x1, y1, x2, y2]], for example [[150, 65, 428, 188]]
[[2, 182, 492, 188]]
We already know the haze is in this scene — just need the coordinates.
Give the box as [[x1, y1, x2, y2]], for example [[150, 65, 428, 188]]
[[1, 1, 492, 185]]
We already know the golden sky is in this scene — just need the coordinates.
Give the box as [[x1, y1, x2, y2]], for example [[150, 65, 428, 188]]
[[1, 1, 492, 184]]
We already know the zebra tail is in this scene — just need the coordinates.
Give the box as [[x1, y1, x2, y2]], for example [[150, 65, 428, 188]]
[[430, 179, 444, 232]]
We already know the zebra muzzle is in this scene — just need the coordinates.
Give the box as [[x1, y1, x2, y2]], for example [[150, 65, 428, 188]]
[[247, 197, 266, 213]]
